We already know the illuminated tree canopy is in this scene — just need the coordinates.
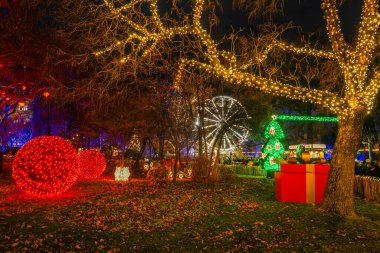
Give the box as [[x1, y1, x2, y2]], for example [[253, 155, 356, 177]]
[[67, 0, 380, 119]]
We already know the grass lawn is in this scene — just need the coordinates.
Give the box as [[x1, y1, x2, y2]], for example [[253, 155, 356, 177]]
[[0, 177, 379, 252]]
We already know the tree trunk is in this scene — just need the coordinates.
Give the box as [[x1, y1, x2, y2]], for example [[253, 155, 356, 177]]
[[159, 129, 165, 161], [306, 103, 314, 144], [368, 138, 373, 162], [197, 93, 206, 177], [173, 149, 179, 183], [75, 133, 81, 151], [321, 109, 366, 216], [132, 138, 147, 178], [46, 103, 51, 136]]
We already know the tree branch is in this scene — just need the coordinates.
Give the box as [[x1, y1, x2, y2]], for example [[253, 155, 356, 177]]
[[321, 0, 347, 56]]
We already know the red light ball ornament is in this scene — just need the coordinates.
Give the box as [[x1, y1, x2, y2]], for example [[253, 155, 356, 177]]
[[78, 149, 106, 179], [12, 136, 79, 197]]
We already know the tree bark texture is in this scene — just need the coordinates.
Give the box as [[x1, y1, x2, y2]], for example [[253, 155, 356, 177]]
[[132, 138, 147, 178], [321, 109, 366, 216]]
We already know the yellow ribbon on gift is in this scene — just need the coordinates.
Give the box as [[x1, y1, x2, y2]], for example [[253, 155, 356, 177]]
[[306, 164, 316, 204]]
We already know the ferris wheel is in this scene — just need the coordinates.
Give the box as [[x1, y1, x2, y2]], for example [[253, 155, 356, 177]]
[[201, 96, 250, 153]]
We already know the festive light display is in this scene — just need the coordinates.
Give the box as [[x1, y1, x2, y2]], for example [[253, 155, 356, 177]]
[[12, 136, 79, 197], [262, 114, 339, 169], [93, 0, 379, 119], [263, 119, 285, 140], [262, 120, 285, 171], [78, 149, 107, 179], [289, 144, 327, 150], [115, 167, 130, 181], [42, 91, 50, 98], [201, 96, 250, 153], [276, 115, 338, 123], [128, 134, 141, 150]]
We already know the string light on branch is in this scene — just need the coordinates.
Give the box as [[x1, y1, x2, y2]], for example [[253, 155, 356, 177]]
[[253, 41, 337, 65], [94, 0, 380, 118], [78, 149, 107, 179], [12, 136, 79, 197]]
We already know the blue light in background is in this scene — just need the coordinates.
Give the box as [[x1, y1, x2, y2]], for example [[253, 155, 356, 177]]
[[356, 153, 365, 161], [324, 151, 332, 160]]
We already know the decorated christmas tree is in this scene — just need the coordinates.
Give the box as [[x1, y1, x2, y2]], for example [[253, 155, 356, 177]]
[[262, 119, 285, 171]]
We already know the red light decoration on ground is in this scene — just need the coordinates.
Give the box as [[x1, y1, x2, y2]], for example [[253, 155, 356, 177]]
[[78, 149, 106, 179], [42, 91, 50, 98], [12, 136, 80, 197]]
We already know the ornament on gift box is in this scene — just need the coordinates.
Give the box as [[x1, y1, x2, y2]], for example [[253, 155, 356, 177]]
[[296, 144, 305, 164], [301, 151, 311, 163]]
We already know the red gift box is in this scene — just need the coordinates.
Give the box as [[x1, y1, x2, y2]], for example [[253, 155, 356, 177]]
[[275, 164, 329, 204]]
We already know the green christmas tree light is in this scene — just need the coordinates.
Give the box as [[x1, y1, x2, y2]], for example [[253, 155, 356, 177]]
[[262, 120, 285, 171]]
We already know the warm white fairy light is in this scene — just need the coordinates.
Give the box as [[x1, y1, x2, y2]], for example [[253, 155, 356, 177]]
[[95, 0, 380, 119], [115, 167, 130, 181]]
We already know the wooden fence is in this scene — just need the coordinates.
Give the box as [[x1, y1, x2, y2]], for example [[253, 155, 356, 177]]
[[354, 176, 380, 204]]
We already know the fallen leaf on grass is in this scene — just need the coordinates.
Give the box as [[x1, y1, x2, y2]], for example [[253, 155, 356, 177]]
[[239, 201, 259, 209]]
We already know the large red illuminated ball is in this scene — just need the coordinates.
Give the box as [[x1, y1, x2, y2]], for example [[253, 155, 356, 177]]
[[78, 149, 106, 179], [12, 136, 79, 197]]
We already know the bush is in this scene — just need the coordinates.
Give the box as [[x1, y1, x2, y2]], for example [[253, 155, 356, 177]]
[[266, 170, 276, 178], [217, 165, 237, 181]]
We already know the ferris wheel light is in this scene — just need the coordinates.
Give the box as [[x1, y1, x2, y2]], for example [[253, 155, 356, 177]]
[[200, 96, 250, 153]]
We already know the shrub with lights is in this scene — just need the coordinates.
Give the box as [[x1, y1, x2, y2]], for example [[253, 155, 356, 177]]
[[12, 136, 80, 197], [78, 149, 106, 179], [262, 118, 285, 171]]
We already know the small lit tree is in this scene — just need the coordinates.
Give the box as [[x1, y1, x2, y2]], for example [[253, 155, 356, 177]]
[[262, 118, 285, 171]]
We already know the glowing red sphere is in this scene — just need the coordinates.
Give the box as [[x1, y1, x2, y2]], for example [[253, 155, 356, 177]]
[[12, 136, 79, 197], [78, 149, 106, 179]]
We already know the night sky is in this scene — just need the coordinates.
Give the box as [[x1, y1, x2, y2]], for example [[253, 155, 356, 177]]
[[218, 0, 363, 42]]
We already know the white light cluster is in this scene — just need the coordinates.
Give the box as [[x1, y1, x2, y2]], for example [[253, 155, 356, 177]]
[[115, 167, 130, 181]]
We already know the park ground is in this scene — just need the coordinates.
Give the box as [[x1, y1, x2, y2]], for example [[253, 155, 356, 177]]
[[0, 177, 379, 252]]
